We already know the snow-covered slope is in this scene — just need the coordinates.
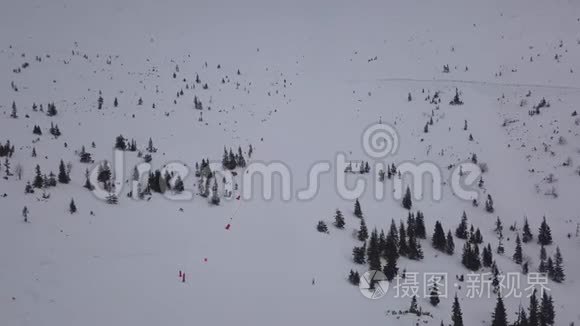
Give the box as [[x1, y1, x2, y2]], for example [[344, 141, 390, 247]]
[[1, 0, 579, 325]]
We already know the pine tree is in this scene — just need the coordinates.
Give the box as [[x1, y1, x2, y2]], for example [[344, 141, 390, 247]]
[[389, 219, 399, 246], [316, 221, 328, 233], [69, 199, 77, 214], [147, 138, 155, 153], [552, 246, 565, 283], [378, 230, 386, 254], [483, 243, 493, 268], [522, 262, 529, 275], [469, 225, 475, 242], [429, 283, 440, 306], [348, 270, 360, 285], [84, 173, 93, 190], [446, 230, 455, 255], [354, 198, 363, 218], [491, 294, 508, 326], [415, 211, 426, 239], [462, 242, 472, 269], [513, 234, 523, 265], [432, 221, 447, 251], [462, 242, 481, 271], [383, 234, 398, 281], [358, 218, 369, 241], [538, 258, 547, 274], [210, 179, 220, 205], [408, 232, 423, 260], [115, 135, 126, 150], [402, 186, 412, 209], [47, 102, 57, 116], [25, 181, 34, 194], [173, 176, 184, 193], [367, 229, 382, 271], [236, 146, 246, 167], [334, 209, 345, 229], [522, 217, 533, 243], [539, 293, 555, 326], [409, 295, 419, 314], [4, 158, 11, 177], [22, 206, 29, 223], [473, 228, 483, 244], [495, 216, 504, 238], [538, 216, 552, 245], [33, 164, 44, 188], [398, 221, 408, 256], [353, 242, 366, 264], [485, 194, 495, 213], [407, 212, 416, 238], [528, 289, 539, 326], [491, 261, 500, 293], [515, 306, 529, 326], [546, 257, 554, 280], [222, 147, 231, 169], [456, 211, 469, 239], [472, 243, 481, 270], [58, 160, 70, 184], [114, 97, 118, 107], [10, 101, 18, 118], [451, 294, 464, 326]]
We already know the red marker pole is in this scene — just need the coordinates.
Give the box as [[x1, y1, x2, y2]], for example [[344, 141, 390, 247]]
[[182, 273, 186, 283]]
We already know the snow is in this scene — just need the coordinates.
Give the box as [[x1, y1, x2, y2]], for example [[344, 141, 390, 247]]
[[1, 0, 579, 325]]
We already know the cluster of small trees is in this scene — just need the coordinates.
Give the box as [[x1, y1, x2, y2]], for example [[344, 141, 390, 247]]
[[25, 161, 71, 193], [46, 102, 57, 116], [193, 95, 203, 110], [432, 220, 455, 255], [351, 208, 427, 282], [449, 88, 464, 105], [456, 211, 490, 271], [94, 161, 113, 192], [344, 161, 370, 174], [446, 290, 556, 326], [496, 289, 556, 326], [347, 269, 360, 285], [79, 146, 93, 163], [222, 146, 247, 170], [538, 245, 565, 283], [114, 135, 138, 152], [49, 122, 61, 137], [32, 125, 42, 135], [0, 140, 15, 157]]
